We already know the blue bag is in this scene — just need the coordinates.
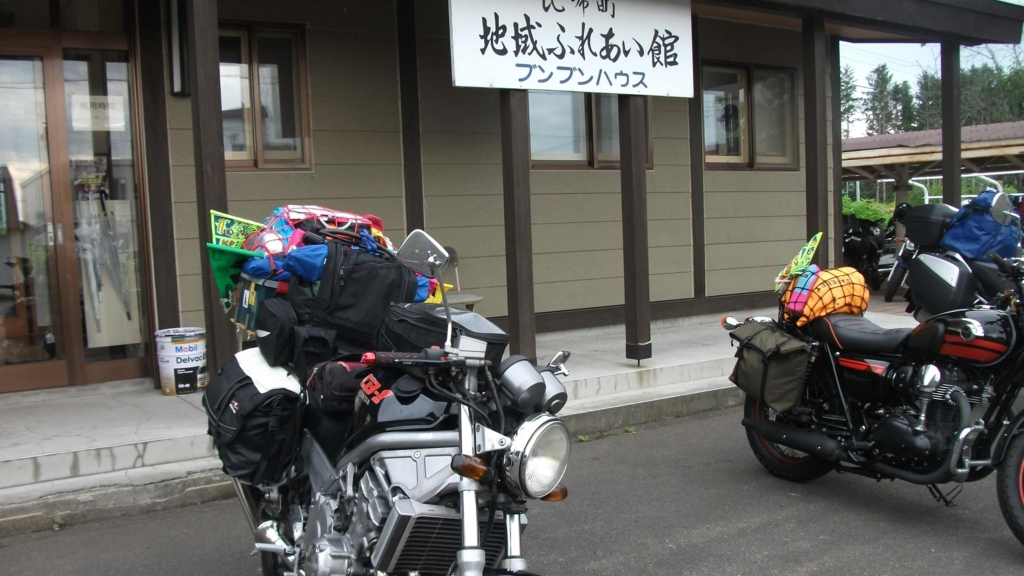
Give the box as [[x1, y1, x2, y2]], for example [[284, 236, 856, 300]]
[[283, 244, 329, 283], [939, 190, 1020, 260]]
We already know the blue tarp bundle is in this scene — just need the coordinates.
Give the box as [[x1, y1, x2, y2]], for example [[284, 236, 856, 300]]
[[940, 189, 1020, 260]]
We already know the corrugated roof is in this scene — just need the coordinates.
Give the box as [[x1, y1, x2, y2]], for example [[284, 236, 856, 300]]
[[843, 121, 1024, 152]]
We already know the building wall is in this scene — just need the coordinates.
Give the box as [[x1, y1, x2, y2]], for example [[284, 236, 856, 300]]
[[699, 17, 835, 296], [159, 4, 829, 329], [164, 0, 406, 328], [414, 0, 692, 318]]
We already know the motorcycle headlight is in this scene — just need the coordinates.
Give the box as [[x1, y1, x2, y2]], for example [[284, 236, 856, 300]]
[[504, 413, 570, 498]]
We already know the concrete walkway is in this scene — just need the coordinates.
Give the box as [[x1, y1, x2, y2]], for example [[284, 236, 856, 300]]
[[0, 306, 917, 536]]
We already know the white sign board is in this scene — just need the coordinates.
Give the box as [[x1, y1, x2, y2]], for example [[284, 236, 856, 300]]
[[71, 95, 126, 132], [448, 0, 692, 97]]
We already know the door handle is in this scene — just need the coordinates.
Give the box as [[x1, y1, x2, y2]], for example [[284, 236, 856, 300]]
[[56, 223, 63, 245]]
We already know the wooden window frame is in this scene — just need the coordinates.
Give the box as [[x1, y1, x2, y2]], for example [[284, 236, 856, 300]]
[[702, 60, 800, 172], [219, 21, 312, 172], [529, 93, 655, 171]]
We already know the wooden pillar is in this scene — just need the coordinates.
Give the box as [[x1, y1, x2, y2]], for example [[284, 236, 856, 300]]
[[803, 17, 829, 267], [397, 0, 424, 234], [186, 0, 234, 371], [688, 16, 706, 298], [136, 0, 179, 329], [499, 90, 536, 360], [942, 41, 962, 206], [830, 35, 843, 267], [619, 94, 652, 362]]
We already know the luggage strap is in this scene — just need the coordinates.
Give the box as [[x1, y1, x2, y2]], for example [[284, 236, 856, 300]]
[[252, 401, 284, 486]]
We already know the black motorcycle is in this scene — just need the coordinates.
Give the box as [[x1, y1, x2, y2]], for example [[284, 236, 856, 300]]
[[843, 214, 887, 291], [723, 246, 1024, 546], [885, 198, 1017, 314]]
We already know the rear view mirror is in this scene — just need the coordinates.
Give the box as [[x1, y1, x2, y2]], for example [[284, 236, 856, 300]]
[[991, 192, 1016, 227], [397, 230, 449, 278]]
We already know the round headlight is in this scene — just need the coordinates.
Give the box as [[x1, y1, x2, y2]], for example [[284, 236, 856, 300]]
[[504, 414, 570, 498]]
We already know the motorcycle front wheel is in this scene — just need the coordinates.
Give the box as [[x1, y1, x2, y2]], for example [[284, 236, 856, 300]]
[[744, 396, 832, 483], [884, 265, 907, 302], [997, 432, 1024, 546]]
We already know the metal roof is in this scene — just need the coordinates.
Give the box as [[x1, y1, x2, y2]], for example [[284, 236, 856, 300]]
[[844, 122, 1024, 153]]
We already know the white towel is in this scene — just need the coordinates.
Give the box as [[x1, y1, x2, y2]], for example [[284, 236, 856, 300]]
[[235, 348, 302, 395]]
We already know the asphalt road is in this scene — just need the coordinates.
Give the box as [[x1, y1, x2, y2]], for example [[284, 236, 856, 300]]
[[4, 406, 1024, 576]]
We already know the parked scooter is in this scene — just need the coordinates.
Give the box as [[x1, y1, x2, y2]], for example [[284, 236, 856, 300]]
[[723, 234, 1024, 548], [209, 231, 572, 576]]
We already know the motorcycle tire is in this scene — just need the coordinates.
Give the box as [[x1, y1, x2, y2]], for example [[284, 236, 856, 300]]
[[743, 395, 832, 483], [884, 266, 907, 302], [997, 432, 1024, 547], [261, 552, 287, 576]]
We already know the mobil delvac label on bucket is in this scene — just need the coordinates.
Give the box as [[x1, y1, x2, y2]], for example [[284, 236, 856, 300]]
[[156, 328, 207, 396]]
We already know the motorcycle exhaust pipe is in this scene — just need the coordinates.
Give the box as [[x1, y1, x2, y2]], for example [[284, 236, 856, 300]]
[[742, 418, 844, 461]]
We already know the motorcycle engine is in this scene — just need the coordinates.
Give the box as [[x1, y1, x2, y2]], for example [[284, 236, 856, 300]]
[[868, 363, 983, 471]]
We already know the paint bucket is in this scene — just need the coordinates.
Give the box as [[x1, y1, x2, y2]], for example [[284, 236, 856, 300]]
[[156, 328, 208, 396]]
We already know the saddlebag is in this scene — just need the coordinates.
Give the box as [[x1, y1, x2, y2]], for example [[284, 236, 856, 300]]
[[305, 358, 371, 414], [374, 303, 510, 366], [202, 350, 303, 485], [728, 322, 810, 413]]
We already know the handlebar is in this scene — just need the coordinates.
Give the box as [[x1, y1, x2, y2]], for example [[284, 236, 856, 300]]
[[988, 251, 1011, 274], [362, 348, 450, 367]]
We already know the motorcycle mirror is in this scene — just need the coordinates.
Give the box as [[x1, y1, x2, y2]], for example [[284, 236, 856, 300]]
[[548, 350, 570, 368], [397, 230, 449, 278], [991, 192, 1015, 227]]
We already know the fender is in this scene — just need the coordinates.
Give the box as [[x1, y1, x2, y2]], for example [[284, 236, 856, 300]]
[[991, 409, 1024, 466]]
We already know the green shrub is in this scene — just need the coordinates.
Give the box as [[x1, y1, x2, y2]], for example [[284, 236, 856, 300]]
[[842, 197, 893, 223]]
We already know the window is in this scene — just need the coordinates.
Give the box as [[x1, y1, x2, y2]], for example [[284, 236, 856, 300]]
[[528, 91, 652, 168], [702, 64, 797, 170], [219, 23, 310, 170]]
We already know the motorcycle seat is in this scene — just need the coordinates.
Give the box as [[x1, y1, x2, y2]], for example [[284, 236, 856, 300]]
[[809, 314, 912, 355], [967, 259, 1016, 297]]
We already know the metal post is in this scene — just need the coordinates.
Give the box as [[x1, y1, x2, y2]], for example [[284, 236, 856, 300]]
[[942, 41, 962, 206]]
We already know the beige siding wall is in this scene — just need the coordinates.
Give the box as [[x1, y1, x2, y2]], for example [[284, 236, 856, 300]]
[[415, 0, 692, 317], [164, 0, 406, 328], [700, 18, 818, 296]]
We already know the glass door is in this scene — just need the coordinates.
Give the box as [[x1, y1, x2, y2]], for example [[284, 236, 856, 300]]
[[0, 51, 69, 391], [62, 49, 147, 369]]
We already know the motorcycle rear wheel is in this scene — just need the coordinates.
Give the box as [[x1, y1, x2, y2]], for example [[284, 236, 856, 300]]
[[884, 265, 907, 302], [744, 396, 832, 483], [996, 432, 1024, 546]]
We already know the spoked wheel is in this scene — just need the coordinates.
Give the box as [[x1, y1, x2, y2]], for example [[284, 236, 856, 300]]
[[997, 433, 1024, 546], [743, 395, 832, 482]]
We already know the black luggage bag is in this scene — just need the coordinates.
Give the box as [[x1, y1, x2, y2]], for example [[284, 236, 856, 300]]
[[375, 303, 510, 366], [202, 356, 303, 485]]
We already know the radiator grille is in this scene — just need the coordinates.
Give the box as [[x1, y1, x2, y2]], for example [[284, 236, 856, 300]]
[[388, 514, 506, 575]]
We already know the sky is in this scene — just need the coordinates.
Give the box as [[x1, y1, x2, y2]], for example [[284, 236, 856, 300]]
[[841, 0, 1024, 137]]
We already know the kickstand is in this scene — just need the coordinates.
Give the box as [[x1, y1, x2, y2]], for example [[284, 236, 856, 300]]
[[927, 483, 963, 507]]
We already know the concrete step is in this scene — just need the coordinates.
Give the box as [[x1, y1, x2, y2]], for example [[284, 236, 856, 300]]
[[560, 376, 743, 435], [0, 386, 213, 490], [0, 433, 215, 491]]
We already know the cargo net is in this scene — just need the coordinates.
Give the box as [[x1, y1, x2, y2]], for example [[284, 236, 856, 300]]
[[781, 266, 870, 326]]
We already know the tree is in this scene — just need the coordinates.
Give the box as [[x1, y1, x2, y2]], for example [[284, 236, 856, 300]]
[[892, 80, 916, 132], [839, 64, 859, 138], [862, 64, 896, 135], [914, 71, 942, 130]]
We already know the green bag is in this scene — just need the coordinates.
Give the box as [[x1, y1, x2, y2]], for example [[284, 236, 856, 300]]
[[728, 322, 810, 413]]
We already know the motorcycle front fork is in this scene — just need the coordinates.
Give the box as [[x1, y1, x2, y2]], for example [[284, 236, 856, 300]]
[[456, 366, 525, 576]]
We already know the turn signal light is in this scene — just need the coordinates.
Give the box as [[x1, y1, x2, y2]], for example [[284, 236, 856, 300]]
[[541, 483, 568, 502], [451, 454, 494, 482]]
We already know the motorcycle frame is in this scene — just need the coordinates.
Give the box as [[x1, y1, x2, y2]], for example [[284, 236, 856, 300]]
[[791, 318, 1024, 477]]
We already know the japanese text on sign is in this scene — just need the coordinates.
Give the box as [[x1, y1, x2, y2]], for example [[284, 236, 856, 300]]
[[71, 95, 126, 132], [449, 0, 692, 97]]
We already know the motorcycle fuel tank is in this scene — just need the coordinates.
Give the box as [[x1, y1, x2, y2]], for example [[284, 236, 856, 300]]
[[907, 253, 977, 315], [917, 308, 1015, 365], [348, 373, 457, 446]]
